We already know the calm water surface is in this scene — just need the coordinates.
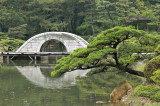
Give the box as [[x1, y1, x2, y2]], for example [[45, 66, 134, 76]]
[[0, 56, 142, 106]]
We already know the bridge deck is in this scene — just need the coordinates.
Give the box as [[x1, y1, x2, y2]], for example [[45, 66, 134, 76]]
[[0, 52, 70, 56]]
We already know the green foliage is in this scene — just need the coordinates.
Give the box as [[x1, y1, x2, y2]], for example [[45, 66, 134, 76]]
[[88, 26, 144, 48], [0, 34, 25, 52], [117, 39, 141, 66], [134, 85, 160, 97], [150, 91, 160, 102], [144, 56, 160, 82], [134, 85, 160, 102], [76, 24, 93, 36], [87, 67, 117, 76], [52, 26, 159, 77], [8, 24, 27, 39], [151, 69, 160, 85], [0, 0, 159, 40], [81, 35, 95, 43], [155, 44, 160, 54]]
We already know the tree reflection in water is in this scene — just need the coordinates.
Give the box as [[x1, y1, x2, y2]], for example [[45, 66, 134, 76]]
[[0, 58, 143, 106], [76, 69, 142, 101]]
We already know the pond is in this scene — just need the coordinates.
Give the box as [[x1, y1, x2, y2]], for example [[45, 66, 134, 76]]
[[0, 56, 142, 106]]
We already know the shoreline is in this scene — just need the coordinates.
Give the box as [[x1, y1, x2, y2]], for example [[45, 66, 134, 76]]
[[123, 88, 160, 106]]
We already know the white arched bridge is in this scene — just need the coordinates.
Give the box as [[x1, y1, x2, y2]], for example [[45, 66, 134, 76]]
[[1, 32, 88, 62], [17, 32, 88, 53]]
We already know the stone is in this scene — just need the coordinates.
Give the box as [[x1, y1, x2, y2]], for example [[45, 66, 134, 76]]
[[110, 81, 132, 102], [96, 101, 105, 104]]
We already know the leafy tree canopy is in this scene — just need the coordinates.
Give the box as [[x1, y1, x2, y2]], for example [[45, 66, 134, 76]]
[[0, 32, 25, 52], [51, 26, 160, 78]]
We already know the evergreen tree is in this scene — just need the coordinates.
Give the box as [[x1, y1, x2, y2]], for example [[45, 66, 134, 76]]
[[51, 27, 160, 78]]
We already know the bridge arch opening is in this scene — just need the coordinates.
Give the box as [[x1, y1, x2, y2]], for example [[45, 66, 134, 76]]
[[40, 39, 67, 52]]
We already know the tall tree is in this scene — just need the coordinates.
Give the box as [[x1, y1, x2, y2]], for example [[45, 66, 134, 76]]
[[96, 0, 117, 27], [115, 0, 136, 26], [8, 24, 27, 39], [76, 0, 98, 36]]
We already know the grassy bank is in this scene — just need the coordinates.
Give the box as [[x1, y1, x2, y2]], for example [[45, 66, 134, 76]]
[[125, 89, 160, 106], [125, 61, 160, 105]]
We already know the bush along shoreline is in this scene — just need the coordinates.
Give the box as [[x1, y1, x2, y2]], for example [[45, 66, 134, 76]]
[[125, 55, 160, 105]]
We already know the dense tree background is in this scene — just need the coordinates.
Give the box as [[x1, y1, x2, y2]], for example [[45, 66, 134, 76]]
[[0, 0, 160, 41]]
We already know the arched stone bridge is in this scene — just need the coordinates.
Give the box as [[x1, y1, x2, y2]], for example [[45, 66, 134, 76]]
[[17, 32, 88, 53]]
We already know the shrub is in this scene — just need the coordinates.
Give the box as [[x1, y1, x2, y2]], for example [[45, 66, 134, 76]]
[[134, 85, 160, 97], [134, 85, 160, 102], [150, 91, 160, 102], [151, 69, 160, 85], [155, 44, 160, 54], [144, 56, 160, 82]]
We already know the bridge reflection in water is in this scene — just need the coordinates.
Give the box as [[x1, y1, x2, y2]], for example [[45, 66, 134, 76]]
[[3, 56, 90, 89], [16, 66, 89, 89]]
